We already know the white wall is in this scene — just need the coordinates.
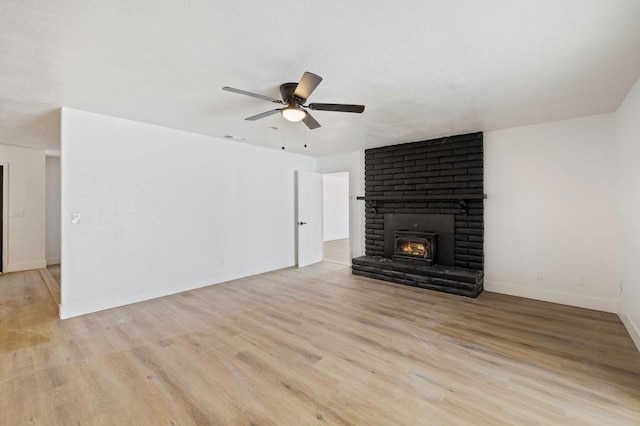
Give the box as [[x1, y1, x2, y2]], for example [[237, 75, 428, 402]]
[[322, 172, 350, 241], [46, 156, 61, 265], [0, 144, 46, 272], [484, 114, 619, 312], [317, 151, 365, 259], [616, 77, 640, 349], [60, 108, 316, 318]]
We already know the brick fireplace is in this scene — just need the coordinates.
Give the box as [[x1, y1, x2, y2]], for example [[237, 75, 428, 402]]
[[352, 132, 485, 297]]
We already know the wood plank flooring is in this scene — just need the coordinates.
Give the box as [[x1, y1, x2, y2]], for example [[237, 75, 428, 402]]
[[323, 238, 350, 265], [40, 265, 61, 306], [46, 264, 61, 288], [1, 263, 639, 425]]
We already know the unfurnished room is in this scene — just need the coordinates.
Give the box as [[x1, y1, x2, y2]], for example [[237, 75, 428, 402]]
[[1, 1, 640, 424]]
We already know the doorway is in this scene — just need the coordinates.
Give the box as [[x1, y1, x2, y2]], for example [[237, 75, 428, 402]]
[[322, 172, 350, 265], [45, 155, 61, 301]]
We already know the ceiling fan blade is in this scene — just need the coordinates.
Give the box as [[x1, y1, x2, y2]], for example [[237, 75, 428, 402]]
[[302, 112, 321, 129], [245, 109, 282, 121], [293, 72, 323, 101], [223, 87, 284, 104], [308, 103, 365, 113]]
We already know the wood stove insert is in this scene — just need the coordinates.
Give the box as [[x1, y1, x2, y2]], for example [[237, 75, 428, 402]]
[[393, 231, 437, 265]]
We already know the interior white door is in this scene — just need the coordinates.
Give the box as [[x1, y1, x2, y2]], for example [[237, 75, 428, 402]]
[[297, 170, 323, 267]]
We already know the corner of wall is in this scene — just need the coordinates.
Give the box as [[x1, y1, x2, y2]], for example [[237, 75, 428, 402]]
[[615, 75, 640, 353], [618, 302, 640, 352], [484, 280, 618, 313]]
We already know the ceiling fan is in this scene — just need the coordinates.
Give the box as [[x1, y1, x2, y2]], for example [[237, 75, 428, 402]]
[[222, 72, 365, 129]]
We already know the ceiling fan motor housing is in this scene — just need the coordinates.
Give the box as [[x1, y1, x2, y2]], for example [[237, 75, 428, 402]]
[[280, 82, 304, 104]]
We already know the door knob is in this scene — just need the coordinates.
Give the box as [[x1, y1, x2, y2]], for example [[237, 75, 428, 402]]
[[297, 221, 307, 225]]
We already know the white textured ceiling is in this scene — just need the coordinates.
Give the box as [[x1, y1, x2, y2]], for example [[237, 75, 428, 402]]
[[1, 1, 640, 156]]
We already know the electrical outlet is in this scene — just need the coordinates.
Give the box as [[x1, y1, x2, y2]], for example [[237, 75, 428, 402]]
[[576, 275, 584, 286], [535, 272, 543, 281]]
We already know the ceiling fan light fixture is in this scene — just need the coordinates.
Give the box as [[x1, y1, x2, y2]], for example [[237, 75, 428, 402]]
[[281, 105, 306, 122], [223, 72, 364, 130]]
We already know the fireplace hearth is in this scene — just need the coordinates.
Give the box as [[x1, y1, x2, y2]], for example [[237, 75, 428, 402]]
[[352, 132, 485, 298]]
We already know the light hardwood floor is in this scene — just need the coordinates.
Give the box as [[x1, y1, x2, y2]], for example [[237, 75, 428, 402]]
[[42, 264, 61, 305], [46, 264, 61, 287], [323, 238, 350, 265], [1, 264, 639, 425]]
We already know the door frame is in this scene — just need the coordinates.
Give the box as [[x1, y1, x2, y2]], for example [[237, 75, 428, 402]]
[[320, 169, 352, 263]]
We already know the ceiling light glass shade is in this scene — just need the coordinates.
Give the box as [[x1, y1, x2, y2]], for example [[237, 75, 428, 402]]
[[281, 105, 306, 122]]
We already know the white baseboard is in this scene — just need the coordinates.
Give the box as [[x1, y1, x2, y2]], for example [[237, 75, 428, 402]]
[[60, 282, 194, 319], [324, 237, 349, 242], [60, 262, 295, 319], [618, 302, 640, 352], [46, 257, 61, 266], [59, 278, 230, 319], [484, 280, 617, 313], [5, 260, 47, 273]]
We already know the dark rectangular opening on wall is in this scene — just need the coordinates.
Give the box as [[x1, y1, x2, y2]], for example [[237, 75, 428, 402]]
[[384, 213, 454, 266]]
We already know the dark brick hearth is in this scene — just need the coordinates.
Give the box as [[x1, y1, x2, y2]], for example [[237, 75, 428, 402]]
[[355, 132, 485, 297], [352, 256, 483, 297]]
